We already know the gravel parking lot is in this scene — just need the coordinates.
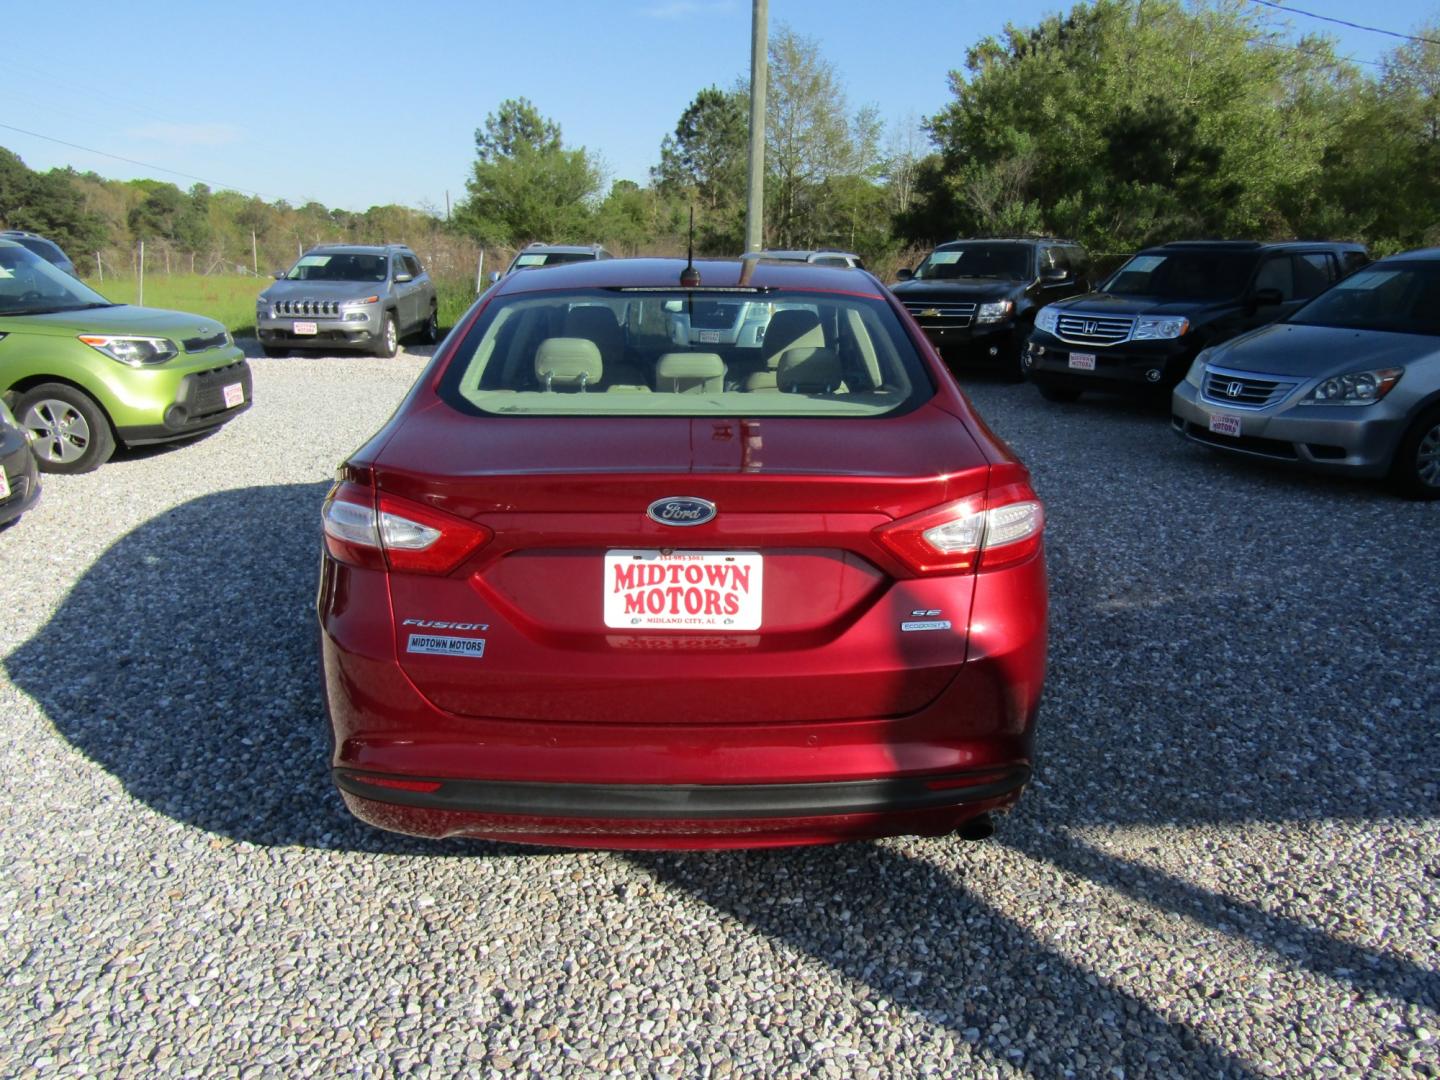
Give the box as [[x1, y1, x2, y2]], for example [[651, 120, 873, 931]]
[[1, 348, 1436, 1079]]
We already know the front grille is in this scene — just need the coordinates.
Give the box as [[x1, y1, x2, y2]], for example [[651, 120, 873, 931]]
[[904, 301, 976, 326], [183, 331, 228, 353], [1055, 313, 1135, 346], [1200, 369, 1298, 409], [192, 362, 248, 416], [274, 299, 341, 317]]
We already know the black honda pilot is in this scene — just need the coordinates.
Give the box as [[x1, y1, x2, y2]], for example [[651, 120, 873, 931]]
[[891, 238, 1092, 378], [1024, 240, 1369, 402]]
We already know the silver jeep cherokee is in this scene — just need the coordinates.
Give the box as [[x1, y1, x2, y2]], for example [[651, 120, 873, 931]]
[[256, 244, 437, 358]]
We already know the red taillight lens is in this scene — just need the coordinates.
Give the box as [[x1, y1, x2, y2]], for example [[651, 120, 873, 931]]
[[321, 481, 492, 575], [875, 479, 1043, 576]]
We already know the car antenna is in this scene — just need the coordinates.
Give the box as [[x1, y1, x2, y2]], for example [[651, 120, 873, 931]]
[[680, 207, 701, 287]]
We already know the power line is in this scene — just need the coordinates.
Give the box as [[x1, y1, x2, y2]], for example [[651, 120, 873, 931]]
[[1247, 1, 1440, 48], [0, 120, 274, 200], [1247, 36, 1383, 68]]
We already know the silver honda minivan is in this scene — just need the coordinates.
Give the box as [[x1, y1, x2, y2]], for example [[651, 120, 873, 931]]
[[1172, 248, 1440, 499]]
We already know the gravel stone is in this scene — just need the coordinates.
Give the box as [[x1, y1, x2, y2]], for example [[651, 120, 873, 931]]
[[0, 353, 1436, 1078]]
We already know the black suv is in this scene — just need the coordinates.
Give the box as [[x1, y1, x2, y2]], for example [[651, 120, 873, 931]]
[[1024, 240, 1369, 402], [891, 238, 1092, 377]]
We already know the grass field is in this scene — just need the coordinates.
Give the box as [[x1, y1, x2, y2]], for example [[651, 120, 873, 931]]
[[81, 274, 480, 337]]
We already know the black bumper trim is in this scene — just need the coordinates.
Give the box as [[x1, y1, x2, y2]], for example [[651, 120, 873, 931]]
[[334, 766, 1031, 820]]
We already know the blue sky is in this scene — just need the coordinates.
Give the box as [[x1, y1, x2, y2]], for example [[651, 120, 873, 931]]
[[3, 0, 1437, 212]]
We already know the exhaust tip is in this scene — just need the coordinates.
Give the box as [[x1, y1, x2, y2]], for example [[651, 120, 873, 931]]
[[957, 813, 995, 842]]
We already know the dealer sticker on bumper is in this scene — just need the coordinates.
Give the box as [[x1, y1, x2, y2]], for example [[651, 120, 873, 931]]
[[406, 633, 486, 658], [223, 382, 244, 408], [0, 470, 10, 500], [1208, 414, 1242, 437]]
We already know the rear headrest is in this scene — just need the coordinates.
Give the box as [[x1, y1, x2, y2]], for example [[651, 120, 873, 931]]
[[656, 352, 725, 381], [535, 337, 602, 390], [777, 347, 841, 393], [763, 309, 824, 368], [564, 305, 622, 347]]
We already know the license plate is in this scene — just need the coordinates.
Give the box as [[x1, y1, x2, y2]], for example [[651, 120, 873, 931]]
[[604, 550, 763, 631], [1208, 414, 1242, 437], [1068, 352, 1096, 371], [222, 382, 244, 408], [696, 330, 721, 344], [0, 470, 9, 500], [293, 321, 318, 335]]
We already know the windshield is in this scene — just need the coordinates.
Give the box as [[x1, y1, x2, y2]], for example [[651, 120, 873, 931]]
[[0, 245, 113, 316], [914, 243, 1032, 281], [1287, 264, 1440, 336], [511, 252, 594, 270], [1102, 251, 1255, 300], [439, 287, 931, 418], [285, 252, 387, 282]]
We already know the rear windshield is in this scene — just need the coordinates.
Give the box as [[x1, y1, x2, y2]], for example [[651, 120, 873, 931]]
[[1103, 251, 1256, 300], [1288, 263, 1440, 336], [439, 288, 932, 417], [512, 252, 593, 269], [285, 253, 386, 282], [914, 243, 1032, 281]]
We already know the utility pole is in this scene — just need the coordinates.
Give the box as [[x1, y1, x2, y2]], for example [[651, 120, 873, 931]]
[[251, 230, 258, 276], [743, 0, 768, 255]]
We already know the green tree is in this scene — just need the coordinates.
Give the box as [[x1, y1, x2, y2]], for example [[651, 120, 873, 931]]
[[765, 25, 882, 248], [654, 87, 748, 252], [456, 98, 601, 246], [918, 0, 1358, 252]]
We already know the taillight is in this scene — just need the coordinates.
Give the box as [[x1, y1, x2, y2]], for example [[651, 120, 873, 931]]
[[321, 481, 492, 574], [875, 480, 1043, 575]]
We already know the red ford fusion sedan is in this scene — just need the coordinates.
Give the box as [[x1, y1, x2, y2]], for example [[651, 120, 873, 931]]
[[317, 257, 1047, 849]]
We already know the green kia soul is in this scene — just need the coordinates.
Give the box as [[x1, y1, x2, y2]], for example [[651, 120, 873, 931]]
[[0, 239, 251, 473]]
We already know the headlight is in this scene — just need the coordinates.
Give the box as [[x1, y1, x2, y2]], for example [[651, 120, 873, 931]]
[[1303, 367, 1403, 406], [1184, 349, 1211, 388], [1034, 306, 1058, 334], [77, 335, 178, 367], [1133, 316, 1189, 340], [342, 295, 381, 307], [976, 300, 1014, 325]]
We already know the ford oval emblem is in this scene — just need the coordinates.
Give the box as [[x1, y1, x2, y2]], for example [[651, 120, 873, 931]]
[[647, 497, 717, 527]]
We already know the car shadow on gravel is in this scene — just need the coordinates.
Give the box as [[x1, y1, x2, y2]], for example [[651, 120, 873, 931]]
[[635, 843, 1265, 1079], [3, 482, 502, 857]]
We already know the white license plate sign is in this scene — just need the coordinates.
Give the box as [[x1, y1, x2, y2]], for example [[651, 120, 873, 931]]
[[222, 382, 244, 408], [1208, 414, 1242, 437], [697, 329, 721, 344], [0, 470, 10, 500], [604, 550, 763, 631], [1068, 352, 1097, 371], [293, 320, 318, 335]]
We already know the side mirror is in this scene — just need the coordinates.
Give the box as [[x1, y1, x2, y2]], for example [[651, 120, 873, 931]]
[[1040, 267, 1069, 284], [488, 271, 502, 284], [394, 272, 413, 283], [894, 268, 914, 282], [1251, 287, 1284, 307], [271, 269, 285, 279]]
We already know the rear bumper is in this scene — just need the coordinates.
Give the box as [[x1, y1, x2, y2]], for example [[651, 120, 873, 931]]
[[319, 548, 1047, 849], [336, 774, 1028, 850]]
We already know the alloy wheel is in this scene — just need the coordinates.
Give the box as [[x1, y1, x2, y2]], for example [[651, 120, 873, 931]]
[[22, 398, 90, 465], [1417, 422, 1440, 488]]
